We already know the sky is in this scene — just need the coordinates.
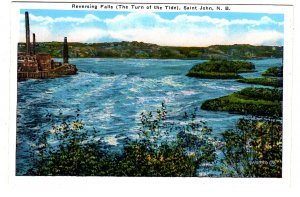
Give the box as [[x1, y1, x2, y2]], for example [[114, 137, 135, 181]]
[[19, 9, 284, 47]]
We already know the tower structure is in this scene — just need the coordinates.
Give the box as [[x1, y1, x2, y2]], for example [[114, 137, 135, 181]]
[[25, 11, 31, 55], [32, 33, 36, 55], [63, 37, 69, 64]]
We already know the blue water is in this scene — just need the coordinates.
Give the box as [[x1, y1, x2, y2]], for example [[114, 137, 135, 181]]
[[16, 58, 282, 175]]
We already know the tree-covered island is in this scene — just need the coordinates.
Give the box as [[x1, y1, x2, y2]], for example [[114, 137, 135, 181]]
[[186, 59, 255, 79], [201, 87, 282, 117]]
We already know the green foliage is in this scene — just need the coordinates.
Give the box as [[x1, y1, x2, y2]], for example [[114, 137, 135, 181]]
[[238, 87, 282, 101], [262, 66, 283, 77], [187, 60, 255, 79], [204, 45, 283, 59], [201, 87, 282, 117], [27, 116, 106, 176], [113, 104, 218, 176], [26, 103, 282, 177], [236, 77, 283, 87], [18, 42, 283, 59], [220, 118, 282, 177], [28, 103, 218, 176], [189, 60, 255, 73], [187, 71, 241, 79]]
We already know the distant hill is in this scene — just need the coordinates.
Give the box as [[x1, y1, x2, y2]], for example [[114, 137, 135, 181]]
[[18, 41, 283, 59]]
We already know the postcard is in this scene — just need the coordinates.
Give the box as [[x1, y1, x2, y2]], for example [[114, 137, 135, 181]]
[[5, 0, 300, 196], [12, 0, 293, 178], [10, 0, 294, 183]]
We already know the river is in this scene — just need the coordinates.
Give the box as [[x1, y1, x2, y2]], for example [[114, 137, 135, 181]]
[[16, 58, 282, 175]]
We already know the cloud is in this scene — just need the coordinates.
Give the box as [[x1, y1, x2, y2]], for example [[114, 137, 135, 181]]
[[67, 28, 108, 42], [104, 12, 168, 29], [20, 13, 101, 25], [54, 14, 101, 24], [19, 25, 54, 42], [19, 12, 284, 46], [107, 27, 224, 46], [105, 13, 283, 29], [229, 30, 284, 46], [103, 13, 283, 46]]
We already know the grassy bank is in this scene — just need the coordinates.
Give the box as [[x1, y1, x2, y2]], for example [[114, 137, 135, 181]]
[[201, 87, 282, 117], [236, 77, 283, 87], [187, 71, 241, 79], [187, 60, 255, 79], [262, 66, 283, 77]]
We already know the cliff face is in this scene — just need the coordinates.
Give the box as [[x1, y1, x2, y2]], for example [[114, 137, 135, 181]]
[[18, 41, 283, 59]]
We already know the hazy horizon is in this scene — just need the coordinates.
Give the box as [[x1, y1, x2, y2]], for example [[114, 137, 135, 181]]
[[18, 40, 284, 48]]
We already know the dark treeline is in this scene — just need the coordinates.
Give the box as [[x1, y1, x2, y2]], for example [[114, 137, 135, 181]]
[[18, 41, 283, 59]]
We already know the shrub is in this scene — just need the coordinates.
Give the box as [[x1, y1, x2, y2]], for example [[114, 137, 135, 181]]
[[27, 103, 218, 176], [220, 118, 282, 177]]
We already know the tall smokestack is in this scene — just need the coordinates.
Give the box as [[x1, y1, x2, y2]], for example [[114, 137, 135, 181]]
[[25, 11, 30, 55], [63, 37, 69, 64], [32, 33, 36, 55]]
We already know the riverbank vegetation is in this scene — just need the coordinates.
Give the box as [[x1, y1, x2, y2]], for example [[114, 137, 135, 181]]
[[26, 102, 282, 177], [262, 66, 283, 77], [236, 77, 283, 87], [18, 41, 283, 59], [28, 104, 218, 176], [186, 60, 255, 79], [235, 65, 283, 87], [27, 105, 282, 177], [201, 87, 282, 117], [220, 118, 282, 177]]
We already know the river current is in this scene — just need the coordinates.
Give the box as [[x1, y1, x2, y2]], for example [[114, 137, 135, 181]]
[[16, 58, 282, 175]]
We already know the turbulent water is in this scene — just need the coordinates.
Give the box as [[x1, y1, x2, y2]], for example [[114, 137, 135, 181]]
[[16, 58, 282, 175]]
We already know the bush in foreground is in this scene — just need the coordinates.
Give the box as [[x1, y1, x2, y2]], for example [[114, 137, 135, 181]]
[[220, 118, 282, 177], [26, 103, 282, 177], [28, 103, 218, 176]]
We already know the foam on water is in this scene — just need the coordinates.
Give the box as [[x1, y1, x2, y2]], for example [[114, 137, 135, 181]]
[[181, 90, 198, 96], [104, 135, 119, 146], [16, 58, 282, 175]]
